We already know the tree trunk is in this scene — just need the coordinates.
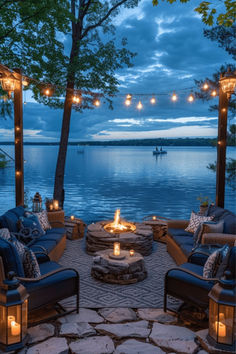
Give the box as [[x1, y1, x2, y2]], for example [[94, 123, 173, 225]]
[[53, 86, 73, 206]]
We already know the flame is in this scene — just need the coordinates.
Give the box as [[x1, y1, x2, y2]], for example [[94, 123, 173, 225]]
[[113, 209, 127, 230], [104, 209, 136, 233]]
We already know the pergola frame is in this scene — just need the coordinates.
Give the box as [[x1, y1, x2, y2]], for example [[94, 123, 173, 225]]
[[0, 63, 234, 208]]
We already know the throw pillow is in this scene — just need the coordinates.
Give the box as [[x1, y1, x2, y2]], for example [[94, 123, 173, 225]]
[[0, 228, 11, 240], [26, 210, 51, 231], [10, 234, 41, 278], [194, 220, 224, 246], [203, 245, 230, 278], [185, 211, 214, 233], [216, 245, 230, 278], [18, 214, 45, 236]]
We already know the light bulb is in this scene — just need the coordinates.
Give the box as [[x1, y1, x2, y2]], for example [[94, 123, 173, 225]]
[[125, 99, 131, 106], [126, 94, 132, 100], [94, 99, 100, 107], [150, 97, 156, 104], [137, 101, 143, 110], [203, 83, 209, 90], [171, 93, 177, 102], [188, 94, 194, 102], [211, 90, 217, 97], [45, 88, 50, 96]]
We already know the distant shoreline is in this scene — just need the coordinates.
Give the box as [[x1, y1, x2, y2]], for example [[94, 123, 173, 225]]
[[0, 137, 221, 146]]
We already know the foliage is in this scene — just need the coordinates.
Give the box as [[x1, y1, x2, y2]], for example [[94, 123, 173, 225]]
[[204, 25, 236, 60], [0, 152, 7, 168], [208, 158, 236, 190], [197, 194, 211, 206], [152, 0, 236, 27]]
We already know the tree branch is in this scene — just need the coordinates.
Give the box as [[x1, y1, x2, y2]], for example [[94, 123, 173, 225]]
[[81, 0, 128, 39]]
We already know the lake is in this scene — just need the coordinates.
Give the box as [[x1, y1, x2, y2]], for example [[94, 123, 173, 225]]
[[0, 145, 235, 223]]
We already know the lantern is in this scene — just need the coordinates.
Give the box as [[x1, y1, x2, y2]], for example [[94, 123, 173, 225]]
[[32, 192, 42, 212], [0, 73, 16, 96], [220, 71, 236, 99], [0, 272, 28, 352], [113, 242, 120, 256], [208, 270, 236, 351]]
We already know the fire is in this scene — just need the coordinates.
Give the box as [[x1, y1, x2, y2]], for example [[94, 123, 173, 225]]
[[104, 209, 136, 234]]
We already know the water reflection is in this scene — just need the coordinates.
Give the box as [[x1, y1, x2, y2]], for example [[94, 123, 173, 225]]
[[0, 145, 235, 223]]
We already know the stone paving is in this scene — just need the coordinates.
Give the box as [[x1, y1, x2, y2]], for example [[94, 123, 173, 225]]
[[10, 307, 212, 354]]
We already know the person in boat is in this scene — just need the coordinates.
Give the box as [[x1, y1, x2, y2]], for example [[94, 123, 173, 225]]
[[156, 146, 159, 152]]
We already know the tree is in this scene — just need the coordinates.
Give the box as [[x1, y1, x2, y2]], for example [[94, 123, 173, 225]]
[[152, 0, 236, 27], [0, 0, 140, 206]]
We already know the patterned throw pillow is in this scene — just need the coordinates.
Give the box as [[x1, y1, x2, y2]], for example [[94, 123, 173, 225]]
[[0, 228, 11, 240], [203, 245, 229, 278], [18, 214, 45, 236], [26, 210, 51, 231], [185, 211, 214, 233]]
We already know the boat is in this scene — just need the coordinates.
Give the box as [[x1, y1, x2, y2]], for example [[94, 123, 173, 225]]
[[152, 150, 167, 155]]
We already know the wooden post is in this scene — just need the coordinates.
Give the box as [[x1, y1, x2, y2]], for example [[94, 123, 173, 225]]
[[216, 84, 228, 208], [13, 69, 24, 206]]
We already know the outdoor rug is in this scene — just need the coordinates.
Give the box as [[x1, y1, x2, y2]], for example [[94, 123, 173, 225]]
[[59, 238, 176, 308]]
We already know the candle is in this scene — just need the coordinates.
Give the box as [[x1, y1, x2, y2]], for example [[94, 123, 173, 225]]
[[113, 242, 120, 256], [152, 216, 157, 220], [215, 321, 226, 338], [70, 215, 75, 221], [53, 200, 59, 210], [49, 204, 53, 211], [11, 321, 21, 336], [130, 249, 135, 257], [8, 315, 15, 328]]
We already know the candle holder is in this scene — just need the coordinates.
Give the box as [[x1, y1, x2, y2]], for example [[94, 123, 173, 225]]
[[130, 249, 135, 257], [0, 272, 29, 352], [70, 215, 75, 221], [109, 242, 125, 260], [32, 192, 42, 213]]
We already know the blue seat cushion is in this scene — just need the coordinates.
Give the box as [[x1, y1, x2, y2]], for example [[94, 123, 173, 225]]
[[166, 262, 214, 308], [23, 261, 78, 311], [168, 228, 193, 238], [40, 232, 64, 244], [30, 239, 57, 254], [172, 235, 194, 247], [46, 228, 66, 235]]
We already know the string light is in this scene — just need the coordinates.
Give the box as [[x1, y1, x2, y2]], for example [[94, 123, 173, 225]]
[[150, 96, 156, 104], [202, 82, 209, 90], [44, 88, 50, 96], [73, 95, 81, 104], [126, 94, 132, 100], [136, 101, 143, 110], [16, 171, 21, 176], [125, 98, 131, 106], [187, 93, 194, 102], [16, 127, 20, 132], [93, 98, 100, 107], [211, 90, 217, 97], [171, 92, 177, 102]]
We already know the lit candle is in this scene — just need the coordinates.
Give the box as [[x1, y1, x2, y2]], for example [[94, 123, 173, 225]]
[[215, 321, 226, 338], [49, 204, 53, 211], [70, 215, 75, 221], [130, 249, 135, 257], [11, 321, 21, 336], [113, 242, 120, 256], [152, 216, 157, 220], [53, 200, 59, 210], [8, 315, 15, 328]]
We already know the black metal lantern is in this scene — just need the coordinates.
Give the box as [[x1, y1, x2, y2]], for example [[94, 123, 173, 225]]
[[32, 192, 42, 212], [0, 272, 29, 352], [208, 271, 236, 352]]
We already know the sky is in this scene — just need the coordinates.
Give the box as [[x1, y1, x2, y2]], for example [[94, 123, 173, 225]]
[[0, 0, 234, 142]]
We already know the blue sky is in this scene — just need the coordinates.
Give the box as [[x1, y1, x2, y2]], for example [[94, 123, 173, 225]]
[[1, 0, 234, 142]]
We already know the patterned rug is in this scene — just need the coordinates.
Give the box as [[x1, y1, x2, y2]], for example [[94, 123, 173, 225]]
[[59, 238, 176, 308]]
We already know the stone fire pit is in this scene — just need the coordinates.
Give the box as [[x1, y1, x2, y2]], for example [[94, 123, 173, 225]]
[[91, 249, 147, 284], [86, 221, 153, 256]]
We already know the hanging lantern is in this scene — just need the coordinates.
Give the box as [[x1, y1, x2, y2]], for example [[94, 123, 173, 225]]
[[220, 71, 236, 99], [0, 272, 29, 352], [0, 73, 16, 96], [73, 95, 81, 104], [41, 86, 54, 97], [208, 270, 236, 351], [32, 192, 42, 212]]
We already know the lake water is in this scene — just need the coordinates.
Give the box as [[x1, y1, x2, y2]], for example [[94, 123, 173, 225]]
[[0, 145, 235, 223]]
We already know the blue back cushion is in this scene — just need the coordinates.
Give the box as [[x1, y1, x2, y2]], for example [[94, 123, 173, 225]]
[[0, 238, 25, 277], [228, 247, 236, 279], [0, 206, 25, 232]]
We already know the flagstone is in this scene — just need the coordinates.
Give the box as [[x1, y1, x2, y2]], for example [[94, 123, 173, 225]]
[[58, 308, 104, 324], [95, 320, 150, 338], [114, 339, 165, 354], [137, 308, 177, 324], [26, 337, 68, 354], [98, 307, 137, 322], [69, 335, 115, 354], [27, 323, 55, 344]]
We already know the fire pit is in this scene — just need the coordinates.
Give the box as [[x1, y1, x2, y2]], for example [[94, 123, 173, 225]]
[[86, 209, 153, 256]]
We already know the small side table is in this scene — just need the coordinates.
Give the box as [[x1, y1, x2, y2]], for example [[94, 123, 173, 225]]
[[47, 210, 65, 227], [64, 217, 86, 240], [143, 219, 168, 243]]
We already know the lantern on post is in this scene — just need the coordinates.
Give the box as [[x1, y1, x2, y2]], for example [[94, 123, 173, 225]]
[[0, 272, 29, 352], [0, 73, 16, 97], [220, 70, 236, 99], [208, 270, 236, 352], [32, 192, 42, 212]]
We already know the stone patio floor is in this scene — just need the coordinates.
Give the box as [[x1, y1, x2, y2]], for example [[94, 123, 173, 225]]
[[9, 307, 217, 354]]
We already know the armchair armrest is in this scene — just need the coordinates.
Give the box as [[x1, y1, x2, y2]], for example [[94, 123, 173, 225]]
[[30, 245, 48, 254], [166, 266, 218, 282], [17, 267, 79, 283], [166, 219, 189, 230], [49, 221, 65, 228], [202, 233, 236, 247]]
